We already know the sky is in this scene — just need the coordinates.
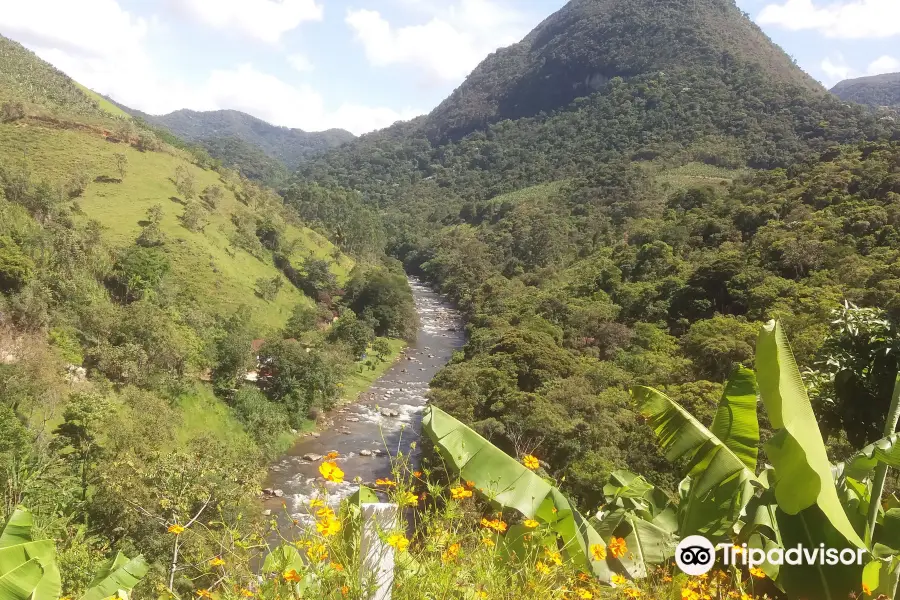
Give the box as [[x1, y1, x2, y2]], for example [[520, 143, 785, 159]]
[[0, 0, 898, 136]]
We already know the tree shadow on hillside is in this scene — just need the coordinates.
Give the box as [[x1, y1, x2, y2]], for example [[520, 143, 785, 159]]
[[169, 196, 186, 205], [94, 175, 122, 184]]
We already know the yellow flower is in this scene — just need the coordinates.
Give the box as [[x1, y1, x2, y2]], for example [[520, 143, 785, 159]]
[[240, 590, 253, 598], [544, 548, 562, 566], [316, 506, 336, 520], [477, 592, 488, 599], [386, 533, 410, 552], [401, 491, 419, 506], [623, 588, 641, 599], [535, 561, 552, 575], [749, 567, 766, 579], [523, 519, 539, 529], [681, 589, 699, 600], [376, 478, 396, 487], [862, 583, 872, 595], [450, 486, 473, 500], [331, 562, 345, 572], [283, 569, 302, 582], [195, 590, 212, 598], [480, 518, 508, 533], [611, 574, 627, 586], [442, 542, 461, 562], [309, 498, 326, 508], [608, 537, 627, 558], [590, 544, 606, 561], [522, 455, 539, 470], [167, 524, 185, 535], [319, 461, 344, 483], [481, 537, 495, 548], [306, 543, 328, 562], [208, 557, 225, 567], [316, 517, 342, 537], [576, 589, 593, 599]]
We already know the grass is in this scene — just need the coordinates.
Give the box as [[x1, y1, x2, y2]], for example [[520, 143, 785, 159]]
[[74, 83, 131, 120], [0, 122, 353, 330], [486, 180, 568, 206], [339, 338, 407, 403], [656, 161, 745, 189], [175, 384, 253, 448]]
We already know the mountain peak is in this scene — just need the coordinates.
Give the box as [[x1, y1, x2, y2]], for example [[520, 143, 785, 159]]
[[423, 0, 821, 142], [831, 72, 900, 108]]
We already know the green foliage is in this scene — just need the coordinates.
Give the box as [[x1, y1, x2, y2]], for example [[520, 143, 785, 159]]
[[255, 275, 284, 302], [327, 309, 374, 360], [52, 393, 110, 501], [230, 386, 290, 456], [343, 265, 417, 340], [109, 245, 170, 303], [832, 72, 900, 108], [0, 236, 33, 293]]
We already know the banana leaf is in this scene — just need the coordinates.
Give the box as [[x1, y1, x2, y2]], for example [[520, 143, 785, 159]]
[[80, 552, 149, 600], [0, 509, 60, 600], [633, 367, 760, 538], [594, 507, 677, 580], [422, 405, 613, 581], [756, 321, 868, 600], [0, 558, 44, 600], [842, 433, 900, 481]]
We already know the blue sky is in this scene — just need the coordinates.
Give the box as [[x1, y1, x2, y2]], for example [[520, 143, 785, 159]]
[[1, 0, 898, 135]]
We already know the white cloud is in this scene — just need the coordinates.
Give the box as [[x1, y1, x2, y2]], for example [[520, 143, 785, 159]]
[[0, 0, 417, 134], [820, 53, 854, 85], [176, 0, 323, 44], [345, 0, 532, 82], [757, 0, 900, 39], [287, 53, 314, 72], [867, 55, 900, 75]]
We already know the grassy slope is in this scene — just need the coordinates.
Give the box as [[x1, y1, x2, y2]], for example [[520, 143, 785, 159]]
[[74, 83, 131, 119], [0, 122, 351, 330], [340, 338, 407, 403]]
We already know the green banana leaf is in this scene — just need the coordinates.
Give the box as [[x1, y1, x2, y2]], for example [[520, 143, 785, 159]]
[[422, 405, 613, 581], [0, 558, 44, 600], [756, 321, 868, 600], [842, 433, 900, 481], [80, 552, 149, 600], [604, 471, 677, 533], [594, 507, 677, 579], [0, 509, 60, 600], [633, 367, 760, 538]]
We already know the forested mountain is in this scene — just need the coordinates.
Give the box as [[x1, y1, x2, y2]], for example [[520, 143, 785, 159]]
[[421, 0, 821, 142], [832, 72, 900, 108]]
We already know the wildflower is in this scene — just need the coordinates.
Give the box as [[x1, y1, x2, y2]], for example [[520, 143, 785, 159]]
[[481, 537, 495, 548], [413, 471, 423, 478], [480, 518, 507, 533], [331, 562, 345, 572], [522, 455, 539, 470], [376, 478, 396, 487], [167, 524, 185, 535], [196, 590, 212, 598], [608, 537, 627, 558], [450, 486, 473, 500], [611, 574, 627, 586], [316, 517, 342, 537], [577, 573, 591, 582], [325, 451, 339, 460], [309, 498, 325, 508], [862, 583, 872, 595], [341, 586, 349, 596], [283, 570, 302, 582], [543, 548, 562, 566], [307, 543, 328, 562], [442, 542, 461, 562], [387, 533, 410, 552], [535, 561, 552, 575], [464, 480, 475, 489], [319, 461, 344, 483], [590, 544, 607, 561], [576, 590, 593, 599], [749, 567, 766, 579], [477, 592, 488, 599], [524, 519, 539, 529], [401, 491, 419, 506], [623, 588, 641, 598], [681, 589, 699, 600], [209, 557, 225, 567], [240, 590, 253, 598], [316, 507, 336, 520]]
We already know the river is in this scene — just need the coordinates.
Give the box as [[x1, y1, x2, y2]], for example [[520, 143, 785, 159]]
[[262, 277, 465, 521]]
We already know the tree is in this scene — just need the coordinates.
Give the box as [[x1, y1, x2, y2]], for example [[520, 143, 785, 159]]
[[211, 307, 256, 393], [255, 276, 284, 302], [114, 153, 128, 180], [110, 245, 170, 302], [200, 185, 223, 210], [681, 315, 760, 381], [328, 308, 374, 360], [53, 392, 110, 501], [372, 338, 391, 362], [257, 339, 342, 426], [180, 201, 209, 232], [174, 165, 196, 200], [284, 303, 320, 338], [0, 235, 34, 293], [136, 205, 165, 247], [0, 101, 25, 122], [343, 266, 417, 339]]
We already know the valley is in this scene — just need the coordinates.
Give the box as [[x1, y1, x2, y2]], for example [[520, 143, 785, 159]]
[[2, 0, 900, 599]]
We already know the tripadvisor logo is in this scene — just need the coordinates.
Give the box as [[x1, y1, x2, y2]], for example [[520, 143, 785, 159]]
[[675, 536, 866, 576]]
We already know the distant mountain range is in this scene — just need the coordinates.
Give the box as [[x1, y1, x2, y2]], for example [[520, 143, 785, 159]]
[[831, 72, 900, 108]]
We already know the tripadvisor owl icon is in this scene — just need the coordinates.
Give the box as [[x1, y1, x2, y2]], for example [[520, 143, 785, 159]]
[[676, 535, 716, 576]]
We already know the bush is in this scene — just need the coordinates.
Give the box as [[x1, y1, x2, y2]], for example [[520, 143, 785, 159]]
[[343, 266, 417, 339], [0, 235, 34, 293], [1, 101, 25, 122], [180, 201, 209, 232], [230, 386, 290, 455], [200, 185, 224, 210]]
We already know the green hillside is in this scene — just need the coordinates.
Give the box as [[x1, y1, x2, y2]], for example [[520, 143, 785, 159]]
[[832, 72, 900, 108]]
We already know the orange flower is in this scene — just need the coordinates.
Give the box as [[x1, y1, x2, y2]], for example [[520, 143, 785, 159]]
[[325, 451, 339, 460], [590, 544, 607, 561], [862, 583, 872, 595], [450, 486, 473, 500], [623, 588, 641, 598], [523, 519, 539, 529], [442, 542, 461, 562], [331, 562, 345, 572], [167, 524, 185, 535], [341, 586, 349, 597], [319, 461, 344, 483], [283, 569, 302, 582], [480, 518, 507, 533], [608, 537, 627, 558], [413, 471, 423, 478], [464, 480, 475, 489], [522, 455, 539, 470]]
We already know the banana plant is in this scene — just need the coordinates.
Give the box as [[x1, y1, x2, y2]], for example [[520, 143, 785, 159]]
[[0, 508, 148, 600], [422, 405, 617, 581]]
